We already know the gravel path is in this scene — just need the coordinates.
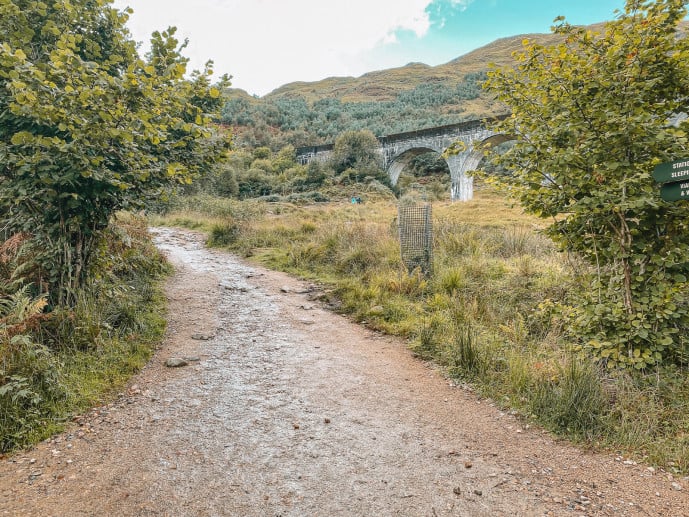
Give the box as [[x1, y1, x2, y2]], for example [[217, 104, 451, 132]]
[[1, 227, 688, 516]]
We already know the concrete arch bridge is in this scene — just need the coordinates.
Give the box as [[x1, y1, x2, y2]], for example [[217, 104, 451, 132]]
[[295, 115, 511, 201]]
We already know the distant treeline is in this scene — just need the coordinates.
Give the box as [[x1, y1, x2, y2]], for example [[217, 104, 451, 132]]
[[221, 72, 487, 150]]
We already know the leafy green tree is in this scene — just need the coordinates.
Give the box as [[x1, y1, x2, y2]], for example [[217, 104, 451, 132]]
[[215, 164, 240, 198], [303, 161, 330, 189], [236, 168, 272, 199], [330, 129, 382, 175], [408, 152, 450, 177], [227, 150, 254, 170], [252, 146, 272, 160], [250, 158, 275, 174], [221, 96, 254, 125], [0, 0, 230, 304], [273, 145, 297, 173], [484, 0, 689, 367]]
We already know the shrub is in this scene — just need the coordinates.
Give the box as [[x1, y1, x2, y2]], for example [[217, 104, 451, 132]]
[[0, 216, 169, 452]]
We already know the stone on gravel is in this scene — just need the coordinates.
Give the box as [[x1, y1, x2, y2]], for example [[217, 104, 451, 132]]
[[191, 333, 214, 341], [164, 358, 189, 368]]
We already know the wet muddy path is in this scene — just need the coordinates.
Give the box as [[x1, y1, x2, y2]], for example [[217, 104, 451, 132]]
[[1, 228, 688, 516]]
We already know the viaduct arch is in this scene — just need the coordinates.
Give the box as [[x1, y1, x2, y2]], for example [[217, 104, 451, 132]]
[[296, 115, 511, 201]]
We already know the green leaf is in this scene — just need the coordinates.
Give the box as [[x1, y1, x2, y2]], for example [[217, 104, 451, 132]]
[[10, 132, 33, 145]]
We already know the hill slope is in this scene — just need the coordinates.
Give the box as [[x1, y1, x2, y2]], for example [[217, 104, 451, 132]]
[[264, 29, 574, 105], [220, 25, 603, 149]]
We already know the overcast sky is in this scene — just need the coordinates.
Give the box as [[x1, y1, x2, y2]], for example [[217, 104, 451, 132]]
[[110, 0, 627, 97]]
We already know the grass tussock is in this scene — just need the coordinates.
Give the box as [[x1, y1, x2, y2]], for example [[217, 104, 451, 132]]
[[153, 192, 689, 473]]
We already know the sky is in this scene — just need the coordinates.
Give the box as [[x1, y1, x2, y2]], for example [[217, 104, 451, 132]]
[[110, 0, 628, 97]]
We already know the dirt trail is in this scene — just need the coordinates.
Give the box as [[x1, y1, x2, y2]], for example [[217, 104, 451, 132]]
[[1, 227, 688, 516]]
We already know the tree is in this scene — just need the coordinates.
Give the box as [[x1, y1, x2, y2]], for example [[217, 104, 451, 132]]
[[215, 164, 239, 198], [236, 168, 272, 199], [273, 145, 297, 174], [252, 146, 272, 160], [484, 0, 689, 368], [329, 129, 388, 187], [0, 0, 230, 305]]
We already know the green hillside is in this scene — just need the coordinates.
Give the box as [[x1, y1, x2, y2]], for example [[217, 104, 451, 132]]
[[219, 25, 603, 150]]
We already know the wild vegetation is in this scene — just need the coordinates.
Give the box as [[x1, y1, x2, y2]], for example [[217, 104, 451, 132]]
[[3, 0, 689, 478], [1, 1, 229, 306], [220, 26, 581, 152], [222, 71, 489, 149], [0, 0, 224, 450], [485, 0, 689, 368], [150, 0, 689, 472], [0, 216, 169, 451], [182, 129, 450, 204], [153, 192, 689, 472]]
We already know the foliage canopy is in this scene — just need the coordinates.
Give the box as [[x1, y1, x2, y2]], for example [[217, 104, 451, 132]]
[[0, 0, 230, 304], [485, 0, 689, 367], [221, 72, 487, 150]]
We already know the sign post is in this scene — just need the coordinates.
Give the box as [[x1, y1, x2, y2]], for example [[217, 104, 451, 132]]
[[654, 159, 689, 202], [660, 182, 689, 202]]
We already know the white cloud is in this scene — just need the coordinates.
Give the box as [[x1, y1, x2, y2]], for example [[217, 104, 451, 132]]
[[449, 0, 474, 8], [111, 0, 435, 96]]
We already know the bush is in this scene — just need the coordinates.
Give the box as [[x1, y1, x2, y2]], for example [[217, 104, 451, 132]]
[[237, 168, 273, 199], [285, 192, 330, 204], [0, 216, 169, 452], [0, 335, 65, 451], [485, 1, 689, 367]]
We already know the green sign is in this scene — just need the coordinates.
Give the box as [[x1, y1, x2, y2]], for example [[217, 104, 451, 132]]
[[653, 159, 689, 184], [660, 181, 689, 202]]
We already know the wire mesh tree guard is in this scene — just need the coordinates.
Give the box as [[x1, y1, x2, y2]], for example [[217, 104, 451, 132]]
[[397, 201, 433, 275]]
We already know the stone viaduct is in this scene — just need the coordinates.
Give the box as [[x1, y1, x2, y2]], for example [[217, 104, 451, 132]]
[[295, 115, 511, 201]]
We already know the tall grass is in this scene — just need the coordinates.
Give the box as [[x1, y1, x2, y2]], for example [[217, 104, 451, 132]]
[[154, 192, 689, 472]]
